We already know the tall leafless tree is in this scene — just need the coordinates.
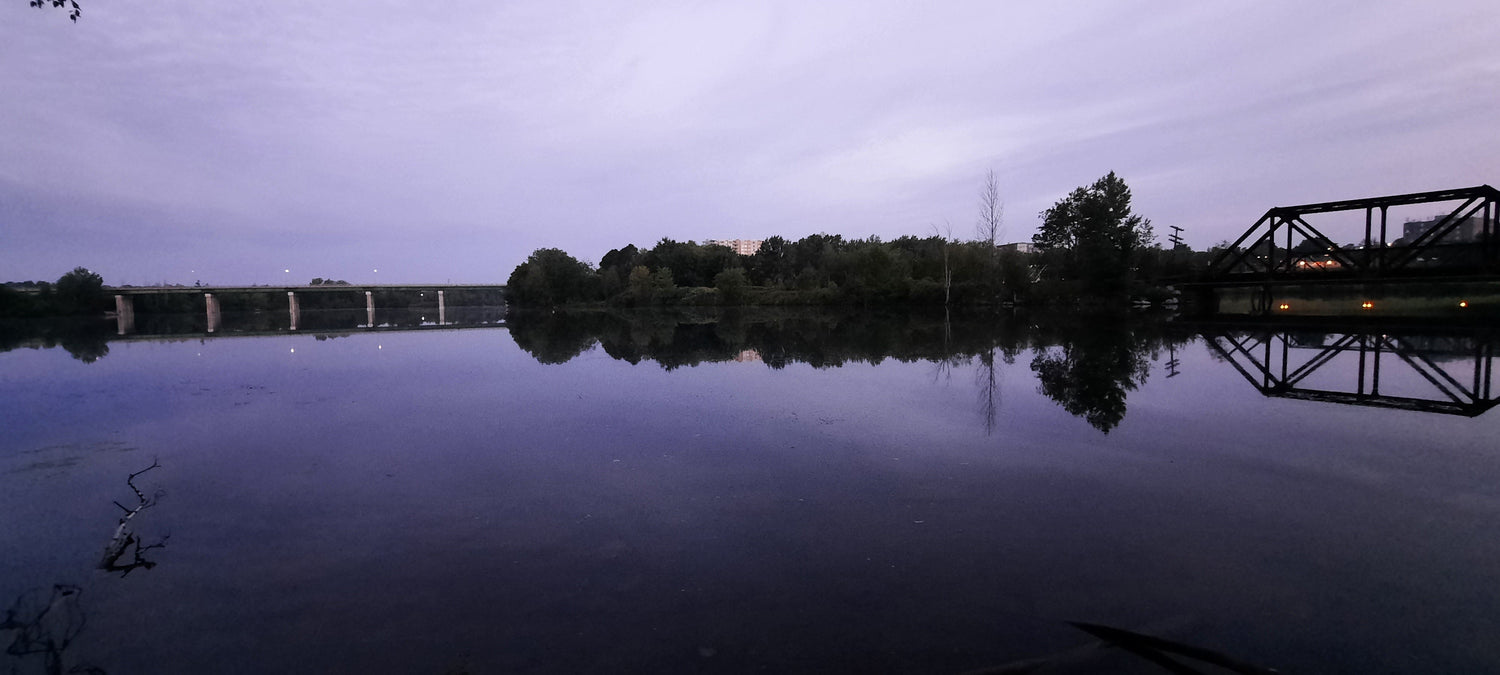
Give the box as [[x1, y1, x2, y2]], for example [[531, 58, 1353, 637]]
[[932, 222, 953, 306], [976, 169, 1005, 250]]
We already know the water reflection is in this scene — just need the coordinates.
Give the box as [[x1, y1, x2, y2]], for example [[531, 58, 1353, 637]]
[[508, 309, 1191, 433], [1204, 323, 1500, 416], [0, 306, 506, 364], [0, 585, 94, 675], [0, 318, 113, 364], [508, 310, 1500, 431], [1029, 315, 1155, 433]]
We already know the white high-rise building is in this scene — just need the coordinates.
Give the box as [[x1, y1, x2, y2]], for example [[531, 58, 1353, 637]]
[[705, 239, 765, 255]]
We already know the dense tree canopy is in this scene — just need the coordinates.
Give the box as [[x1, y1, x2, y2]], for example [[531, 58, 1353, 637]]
[[1033, 171, 1154, 294], [503, 173, 1216, 309], [0, 267, 108, 317], [504, 248, 598, 307]]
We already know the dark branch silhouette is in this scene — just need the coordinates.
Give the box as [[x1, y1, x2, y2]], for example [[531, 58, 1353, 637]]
[[1, 585, 90, 675], [99, 460, 167, 577]]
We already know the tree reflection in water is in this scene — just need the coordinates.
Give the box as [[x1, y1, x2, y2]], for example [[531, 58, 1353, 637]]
[[1029, 316, 1155, 433], [507, 308, 1186, 434], [0, 318, 112, 364]]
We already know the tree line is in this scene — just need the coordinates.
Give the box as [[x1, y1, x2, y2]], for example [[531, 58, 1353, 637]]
[[506, 172, 1223, 309], [0, 267, 109, 318]]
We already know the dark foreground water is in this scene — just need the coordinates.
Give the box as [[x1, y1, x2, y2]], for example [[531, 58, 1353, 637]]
[[2, 309, 1498, 673]]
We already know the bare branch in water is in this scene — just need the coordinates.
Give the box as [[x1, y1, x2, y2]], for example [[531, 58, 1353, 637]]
[[99, 459, 168, 577]]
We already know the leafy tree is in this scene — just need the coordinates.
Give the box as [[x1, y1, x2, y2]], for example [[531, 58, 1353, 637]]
[[1033, 171, 1154, 294], [748, 236, 791, 287], [505, 248, 597, 307], [30, 0, 80, 22], [651, 267, 677, 300], [626, 265, 655, 303], [713, 268, 749, 305], [599, 244, 641, 278], [54, 266, 105, 315]]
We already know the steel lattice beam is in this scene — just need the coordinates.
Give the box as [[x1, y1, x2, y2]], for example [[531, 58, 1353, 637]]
[[1205, 185, 1500, 282]]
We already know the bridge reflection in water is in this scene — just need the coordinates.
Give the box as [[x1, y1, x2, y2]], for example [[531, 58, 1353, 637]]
[[114, 305, 506, 340], [1204, 325, 1497, 416]]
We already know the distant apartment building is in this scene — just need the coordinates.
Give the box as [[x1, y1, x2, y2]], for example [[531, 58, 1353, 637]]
[[1403, 215, 1485, 243], [998, 242, 1037, 254], [705, 238, 764, 256]]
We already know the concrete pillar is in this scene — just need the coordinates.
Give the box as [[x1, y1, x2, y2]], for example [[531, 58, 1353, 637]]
[[438, 290, 446, 325], [287, 291, 300, 331], [365, 291, 375, 327], [114, 295, 135, 335], [205, 293, 221, 333]]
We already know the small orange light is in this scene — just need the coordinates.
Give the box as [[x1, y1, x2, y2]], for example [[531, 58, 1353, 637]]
[[1278, 303, 1290, 310], [1459, 301, 1468, 308], [1361, 302, 1374, 309]]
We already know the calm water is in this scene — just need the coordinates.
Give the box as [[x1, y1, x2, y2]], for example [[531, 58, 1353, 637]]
[[2, 309, 1498, 673]]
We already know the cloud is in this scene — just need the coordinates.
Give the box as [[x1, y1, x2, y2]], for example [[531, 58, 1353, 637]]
[[2, 1, 1498, 282]]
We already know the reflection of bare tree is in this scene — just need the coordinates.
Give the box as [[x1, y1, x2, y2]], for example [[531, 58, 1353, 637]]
[[976, 348, 1000, 435], [99, 460, 167, 577], [1, 585, 102, 675], [931, 308, 971, 384]]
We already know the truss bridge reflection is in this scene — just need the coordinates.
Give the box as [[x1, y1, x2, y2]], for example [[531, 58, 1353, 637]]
[[1204, 325, 1498, 416]]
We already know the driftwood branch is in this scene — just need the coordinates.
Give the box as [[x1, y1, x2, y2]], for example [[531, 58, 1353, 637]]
[[99, 459, 167, 577]]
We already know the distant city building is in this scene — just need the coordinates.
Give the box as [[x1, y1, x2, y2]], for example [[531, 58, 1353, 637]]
[[1403, 216, 1484, 243], [705, 238, 764, 255], [998, 242, 1037, 254]]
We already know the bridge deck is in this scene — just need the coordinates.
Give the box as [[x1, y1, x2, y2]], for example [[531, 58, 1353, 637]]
[[109, 284, 505, 295]]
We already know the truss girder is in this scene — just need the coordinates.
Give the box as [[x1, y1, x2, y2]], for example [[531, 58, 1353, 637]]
[[1205, 185, 1500, 281], [1202, 330, 1500, 417]]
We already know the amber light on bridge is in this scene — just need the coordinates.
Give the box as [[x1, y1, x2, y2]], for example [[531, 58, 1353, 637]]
[[1361, 302, 1374, 309]]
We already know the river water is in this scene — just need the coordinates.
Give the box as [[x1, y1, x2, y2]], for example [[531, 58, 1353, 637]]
[[1, 309, 1497, 673]]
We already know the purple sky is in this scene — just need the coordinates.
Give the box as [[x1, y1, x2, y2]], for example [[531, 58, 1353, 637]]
[[3, 2, 1497, 285]]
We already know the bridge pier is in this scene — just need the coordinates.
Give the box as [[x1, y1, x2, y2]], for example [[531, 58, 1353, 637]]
[[365, 291, 375, 327], [114, 295, 135, 335], [438, 290, 446, 325], [288, 292, 300, 331], [204, 293, 221, 333]]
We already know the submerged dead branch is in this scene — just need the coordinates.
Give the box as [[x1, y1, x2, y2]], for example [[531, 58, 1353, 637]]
[[99, 459, 167, 577]]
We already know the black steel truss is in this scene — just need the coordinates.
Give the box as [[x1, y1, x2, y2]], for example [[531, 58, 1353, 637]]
[[1203, 329, 1498, 416], [1205, 185, 1500, 281]]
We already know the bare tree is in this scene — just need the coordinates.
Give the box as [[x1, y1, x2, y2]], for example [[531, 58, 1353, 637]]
[[931, 222, 954, 306], [976, 169, 1005, 249]]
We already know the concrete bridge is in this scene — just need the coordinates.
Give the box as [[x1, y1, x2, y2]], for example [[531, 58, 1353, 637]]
[[109, 284, 505, 334]]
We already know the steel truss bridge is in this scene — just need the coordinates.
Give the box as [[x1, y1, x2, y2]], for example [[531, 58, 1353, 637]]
[[1204, 185, 1500, 284]]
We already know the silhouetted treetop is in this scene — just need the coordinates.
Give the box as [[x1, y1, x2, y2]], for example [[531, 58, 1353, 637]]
[[29, 0, 81, 22]]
